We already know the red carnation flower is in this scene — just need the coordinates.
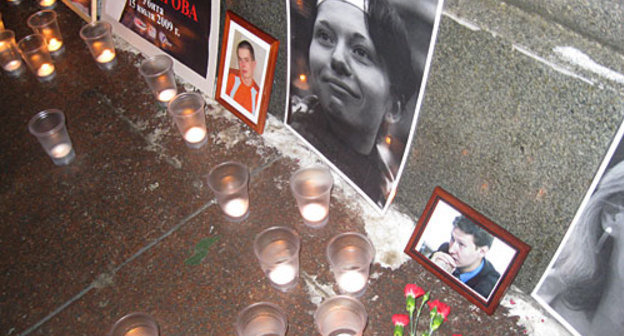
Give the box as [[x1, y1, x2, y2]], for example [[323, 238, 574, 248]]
[[428, 299, 451, 320], [392, 314, 410, 326], [404, 284, 425, 298]]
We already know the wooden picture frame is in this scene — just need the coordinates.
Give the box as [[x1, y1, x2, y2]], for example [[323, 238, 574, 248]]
[[405, 187, 531, 315], [215, 11, 279, 134], [62, 0, 95, 22]]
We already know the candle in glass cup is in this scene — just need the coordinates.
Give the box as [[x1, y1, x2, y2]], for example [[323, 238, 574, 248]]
[[38, 0, 56, 8], [168, 92, 208, 149], [315, 296, 367, 336], [254, 226, 300, 291], [79, 21, 117, 69], [139, 54, 177, 104], [17, 34, 56, 81], [235, 302, 287, 336], [206, 161, 250, 222], [0, 30, 24, 75], [327, 232, 375, 297], [290, 166, 333, 228], [28, 109, 76, 166], [108, 313, 159, 336], [27, 10, 64, 55]]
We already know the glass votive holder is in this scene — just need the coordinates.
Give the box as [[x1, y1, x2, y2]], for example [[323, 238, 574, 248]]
[[139, 54, 177, 105], [167, 92, 207, 148], [17, 34, 55, 81], [27, 10, 64, 55], [28, 109, 75, 166], [253, 226, 300, 292], [290, 166, 333, 228], [79, 21, 116, 70], [235, 302, 287, 336], [0, 30, 25, 76], [108, 312, 159, 336], [314, 295, 368, 336], [206, 161, 250, 221], [38, 0, 57, 9], [327, 232, 375, 297]]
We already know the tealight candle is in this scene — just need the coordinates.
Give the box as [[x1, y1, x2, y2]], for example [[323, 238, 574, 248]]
[[314, 296, 367, 336], [37, 62, 54, 77], [183, 126, 206, 144], [337, 270, 367, 294], [124, 326, 154, 336], [47, 38, 62, 52], [157, 88, 177, 102], [39, 0, 56, 8], [97, 49, 115, 63], [108, 313, 159, 336], [269, 264, 297, 286], [50, 143, 71, 158], [222, 198, 249, 219], [3, 59, 22, 72], [300, 203, 328, 223]]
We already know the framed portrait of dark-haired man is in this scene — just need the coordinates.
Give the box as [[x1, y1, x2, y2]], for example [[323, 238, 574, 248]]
[[533, 119, 624, 336], [284, 0, 444, 213], [405, 187, 531, 315]]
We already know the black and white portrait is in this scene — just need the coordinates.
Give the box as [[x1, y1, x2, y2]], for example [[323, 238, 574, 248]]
[[534, 121, 624, 336], [285, 0, 444, 211]]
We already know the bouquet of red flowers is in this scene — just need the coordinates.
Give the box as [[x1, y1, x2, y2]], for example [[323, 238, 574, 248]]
[[392, 284, 455, 336]]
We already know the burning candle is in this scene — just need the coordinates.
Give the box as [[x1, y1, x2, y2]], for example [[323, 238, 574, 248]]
[[96, 49, 115, 63], [157, 88, 177, 102], [269, 264, 296, 286], [300, 203, 328, 223], [39, 0, 56, 7], [123, 326, 156, 336], [47, 38, 62, 52], [50, 143, 71, 158], [337, 270, 367, 294], [37, 62, 54, 77], [3, 60, 22, 72], [183, 126, 206, 144], [223, 198, 249, 218]]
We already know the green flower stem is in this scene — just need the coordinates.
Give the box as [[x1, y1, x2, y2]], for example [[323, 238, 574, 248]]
[[394, 324, 405, 336], [413, 291, 430, 336]]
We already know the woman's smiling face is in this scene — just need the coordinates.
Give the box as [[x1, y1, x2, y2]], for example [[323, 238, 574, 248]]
[[309, 0, 391, 154]]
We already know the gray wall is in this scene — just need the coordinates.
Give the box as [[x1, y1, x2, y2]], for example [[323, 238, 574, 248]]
[[220, 0, 624, 292]]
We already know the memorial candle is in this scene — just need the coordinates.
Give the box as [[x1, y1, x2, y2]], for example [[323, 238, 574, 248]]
[[96, 49, 115, 63], [269, 264, 296, 286], [222, 198, 249, 219], [3, 59, 22, 72], [157, 88, 177, 103], [37, 62, 54, 77], [47, 37, 62, 52], [38, 0, 56, 8], [183, 126, 206, 144]]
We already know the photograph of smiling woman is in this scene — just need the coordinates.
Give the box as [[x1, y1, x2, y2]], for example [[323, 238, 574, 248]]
[[286, 0, 444, 211]]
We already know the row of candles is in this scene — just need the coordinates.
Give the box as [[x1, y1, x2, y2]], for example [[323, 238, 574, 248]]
[[7, 3, 375, 335]]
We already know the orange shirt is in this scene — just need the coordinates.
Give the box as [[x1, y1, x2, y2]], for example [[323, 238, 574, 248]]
[[226, 72, 260, 114]]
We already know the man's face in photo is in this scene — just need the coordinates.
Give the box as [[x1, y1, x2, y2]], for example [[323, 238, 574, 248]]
[[237, 47, 256, 82], [448, 227, 488, 271]]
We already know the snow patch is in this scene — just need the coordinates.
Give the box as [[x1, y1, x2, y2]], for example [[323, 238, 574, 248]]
[[554, 46, 624, 85], [513, 44, 594, 85]]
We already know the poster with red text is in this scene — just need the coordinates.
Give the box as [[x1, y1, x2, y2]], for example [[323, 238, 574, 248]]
[[102, 0, 219, 95]]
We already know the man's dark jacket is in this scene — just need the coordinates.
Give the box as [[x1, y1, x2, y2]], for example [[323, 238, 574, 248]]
[[438, 242, 500, 298]]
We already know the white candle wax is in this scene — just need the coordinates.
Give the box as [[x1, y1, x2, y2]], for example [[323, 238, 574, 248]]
[[337, 270, 367, 293], [300, 203, 328, 222], [183, 126, 206, 144], [47, 38, 62, 52], [222, 198, 249, 218], [157, 88, 177, 102], [269, 264, 296, 285], [50, 143, 71, 158], [37, 63, 55, 77], [3, 60, 22, 72], [96, 49, 115, 63], [39, 0, 56, 7]]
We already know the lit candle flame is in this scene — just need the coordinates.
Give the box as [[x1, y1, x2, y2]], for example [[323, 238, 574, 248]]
[[47, 38, 62, 52], [337, 270, 367, 293], [96, 49, 115, 63], [37, 63, 55, 77], [3, 60, 22, 72], [222, 198, 249, 218], [183, 127, 206, 144], [50, 143, 71, 158], [39, 0, 56, 7], [300, 203, 328, 223], [299, 74, 307, 82], [157, 88, 177, 102], [269, 264, 296, 285]]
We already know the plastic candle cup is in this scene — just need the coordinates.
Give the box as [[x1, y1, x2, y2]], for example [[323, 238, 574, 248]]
[[79, 21, 117, 70], [235, 302, 287, 336], [290, 166, 333, 228], [0, 30, 25, 76], [17, 34, 55, 81], [139, 54, 177, 105], [28, 109, 76, 166], [253, 226, 300, 292], [167, 92, 208, 149], [314, 296, 368, 336], [206, 161, 251, 222], [327, 232, 375, 297], [27, 10, 64, 55], [108, 312, 159, 336]]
